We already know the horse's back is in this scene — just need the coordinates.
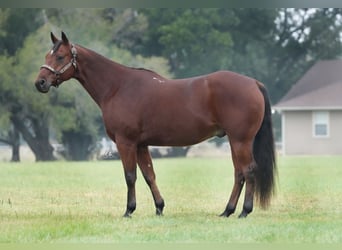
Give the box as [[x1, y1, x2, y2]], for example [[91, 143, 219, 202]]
[[175, 70, 264, 116]]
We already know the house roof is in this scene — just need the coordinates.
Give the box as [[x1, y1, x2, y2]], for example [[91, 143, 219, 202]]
[[274, 60, 342, 110]]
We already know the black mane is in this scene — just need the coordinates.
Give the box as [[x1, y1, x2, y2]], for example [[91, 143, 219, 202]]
[[130, 67, 156, 74]]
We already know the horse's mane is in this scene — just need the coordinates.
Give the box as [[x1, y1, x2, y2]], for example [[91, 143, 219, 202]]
[[129, 67, 167, 79], [130, 67, 157, 74]]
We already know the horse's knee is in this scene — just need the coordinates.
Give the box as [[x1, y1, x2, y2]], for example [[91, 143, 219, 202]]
[[235, 171, 245, 185], [242, 162, 257, 181], [125, 171, 137, 186]]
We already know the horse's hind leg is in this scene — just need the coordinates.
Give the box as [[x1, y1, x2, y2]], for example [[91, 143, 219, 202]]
[[234, 140, 256, 218], [137, 146, 165, 215], [221, 140, 255, 218], [220, 168, 244, 217], [238, 159, 257, 218], [220, 143, 245, 217]]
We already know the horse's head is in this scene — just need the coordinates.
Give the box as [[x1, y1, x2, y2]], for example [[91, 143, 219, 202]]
[[35, 32, 77, 93]]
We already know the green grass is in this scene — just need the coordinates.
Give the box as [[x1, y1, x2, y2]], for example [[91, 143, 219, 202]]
[[0, 156, 342, 243]]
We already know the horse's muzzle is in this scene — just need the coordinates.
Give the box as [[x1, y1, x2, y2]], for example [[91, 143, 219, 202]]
[[35, 78, 51, 93]]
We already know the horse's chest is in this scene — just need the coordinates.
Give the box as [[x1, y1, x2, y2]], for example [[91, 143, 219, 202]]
[[102, 107, 141, 140]]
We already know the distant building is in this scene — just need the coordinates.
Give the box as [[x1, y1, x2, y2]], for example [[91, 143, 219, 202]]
[[274, 60, 342, 155]]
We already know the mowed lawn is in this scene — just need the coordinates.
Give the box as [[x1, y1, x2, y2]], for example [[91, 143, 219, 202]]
[[0, 156, 341, 243]]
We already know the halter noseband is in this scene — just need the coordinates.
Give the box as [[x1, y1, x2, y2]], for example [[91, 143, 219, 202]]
[[40, 44, 77, 86]]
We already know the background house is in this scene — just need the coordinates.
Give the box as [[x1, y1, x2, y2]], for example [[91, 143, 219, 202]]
[[274, 60, 342, 155]]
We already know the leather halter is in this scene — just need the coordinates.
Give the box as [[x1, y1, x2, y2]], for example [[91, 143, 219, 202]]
[[40, 44, 77, 86]]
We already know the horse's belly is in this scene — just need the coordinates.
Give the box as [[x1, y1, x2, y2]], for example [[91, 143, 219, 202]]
[[141, 124, 224, 147]]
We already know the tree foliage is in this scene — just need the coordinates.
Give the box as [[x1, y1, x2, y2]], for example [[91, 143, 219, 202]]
[[138, 9, 237, 77], [0, 8, 43, 56], [266, 8, 342, 102]]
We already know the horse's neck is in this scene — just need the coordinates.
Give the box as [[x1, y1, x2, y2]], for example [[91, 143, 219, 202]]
[[73, 46, 128, 107]]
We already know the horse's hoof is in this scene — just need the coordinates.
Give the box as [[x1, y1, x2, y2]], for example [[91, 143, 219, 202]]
[[156, 208, 163, 216], [123, 211, 132, 218], [219, 213, 230, 217], [219, 208, 234, 217], [219, 212, 227, 217], [155, 199, 165, 216], [238, 211, 248, 218]]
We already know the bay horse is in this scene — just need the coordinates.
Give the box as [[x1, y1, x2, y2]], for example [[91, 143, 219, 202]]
[[35, 32, 276, 218]]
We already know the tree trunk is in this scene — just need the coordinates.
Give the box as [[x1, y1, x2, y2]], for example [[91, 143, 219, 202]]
[[62, 130, 94, 161], [11, 114, 55, 161], [0, 125, 21, 162], [10, 126, 20, 162], [166, 146, 191, 157], [11, 143, 20, 162]]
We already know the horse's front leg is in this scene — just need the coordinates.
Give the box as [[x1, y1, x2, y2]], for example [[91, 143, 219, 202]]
[[137, 146, 165, 215], [116, 140, 138, 217]]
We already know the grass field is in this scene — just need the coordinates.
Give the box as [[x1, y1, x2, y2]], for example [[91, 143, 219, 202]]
[[0, 156, 341, 243]]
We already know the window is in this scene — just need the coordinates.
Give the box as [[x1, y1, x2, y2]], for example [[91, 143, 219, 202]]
[[312, 111, 329, 137]]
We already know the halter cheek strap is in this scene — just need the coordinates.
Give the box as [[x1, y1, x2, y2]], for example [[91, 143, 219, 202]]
[[40, 44, 77, 84]]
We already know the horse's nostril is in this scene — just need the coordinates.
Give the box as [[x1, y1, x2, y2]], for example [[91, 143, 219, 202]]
[[35, 78, 50, 93], [39, 79, 46, 86]]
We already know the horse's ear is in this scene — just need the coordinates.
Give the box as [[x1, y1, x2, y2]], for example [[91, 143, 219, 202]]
[[61, 31, 69, 44], [50, 32, 58, 44]]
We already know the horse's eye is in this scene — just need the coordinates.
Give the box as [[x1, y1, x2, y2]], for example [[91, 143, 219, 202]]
[[56, 55, 64, 61]]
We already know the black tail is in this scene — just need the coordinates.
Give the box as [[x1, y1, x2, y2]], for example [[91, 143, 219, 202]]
[[253, 85, 277, 209]]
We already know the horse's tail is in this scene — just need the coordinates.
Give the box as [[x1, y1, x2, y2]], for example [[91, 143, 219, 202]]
[[253, 84, 277, 209]]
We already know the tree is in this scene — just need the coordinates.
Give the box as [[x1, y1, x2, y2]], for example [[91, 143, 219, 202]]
[[101, 8, 148, 53], [0, 126, 20, 162], [0, 8, 43, 56], [139, 9, 237, 78], [4, 25, 56, 161], [0, 61, 20, 161], [48, 81, 102, 161], [0, 8, 44, 161], [265, 8, 342, 102], [0, 52, 53, 162]]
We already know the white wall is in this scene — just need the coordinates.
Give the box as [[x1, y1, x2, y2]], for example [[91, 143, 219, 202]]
[[282, 110, 342, 155]]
